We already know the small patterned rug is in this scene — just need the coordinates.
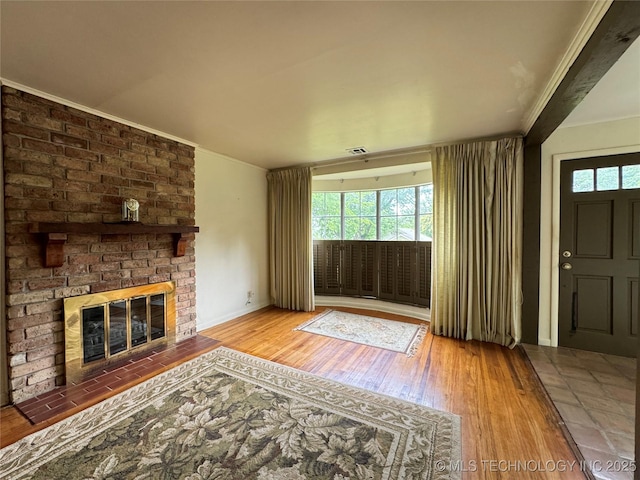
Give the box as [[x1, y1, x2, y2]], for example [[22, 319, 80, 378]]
[[0, 347, 460, 480], [295, 309, 428, 357]]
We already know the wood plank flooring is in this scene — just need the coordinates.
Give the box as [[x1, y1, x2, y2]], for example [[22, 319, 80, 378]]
[[0, 306, 587, 479]]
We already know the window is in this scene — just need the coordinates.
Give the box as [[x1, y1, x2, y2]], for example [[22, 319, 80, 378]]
[[312, 185, 433, 241], [344, 191, 377, 240], [572, 169, 594, 193], [572, 165, 640, 193], [596, 167, 618, 191], [311, 192, 341, 240], [622, 165, 640, 189], [380, 187, 416, 240], [419, 185, 433, 240]]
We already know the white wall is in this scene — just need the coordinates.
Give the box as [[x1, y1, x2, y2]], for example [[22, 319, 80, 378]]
[[538, 117, 640, 346], [195, 148, 270, 330]]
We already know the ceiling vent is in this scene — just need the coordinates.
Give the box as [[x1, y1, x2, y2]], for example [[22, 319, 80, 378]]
[[346, 146, 368, 155]]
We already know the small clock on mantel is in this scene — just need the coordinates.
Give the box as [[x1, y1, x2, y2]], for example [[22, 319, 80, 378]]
[[122, 198, 140, 223]]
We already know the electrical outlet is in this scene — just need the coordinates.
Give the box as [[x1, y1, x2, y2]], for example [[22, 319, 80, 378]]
[[246, 290, 254, 305]]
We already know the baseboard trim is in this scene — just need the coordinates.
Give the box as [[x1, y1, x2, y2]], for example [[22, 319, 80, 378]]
[[196, 301, 272, 331]]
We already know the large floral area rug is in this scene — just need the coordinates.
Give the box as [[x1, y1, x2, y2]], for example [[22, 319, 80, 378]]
[[0, 347, 460, 480], [295, 310, 428, 357]]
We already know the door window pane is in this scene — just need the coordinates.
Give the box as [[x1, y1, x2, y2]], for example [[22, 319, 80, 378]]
[[572, 169, 594, 193], [622, 164, 640, 190], [596, 167, 619, 191]]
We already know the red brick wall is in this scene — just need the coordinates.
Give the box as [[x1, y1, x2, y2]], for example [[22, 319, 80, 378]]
[[2, 86, 197, 403]]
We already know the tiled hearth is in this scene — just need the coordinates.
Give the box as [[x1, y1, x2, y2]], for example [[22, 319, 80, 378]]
[[523, 344, 636, 480], [15, 335, 220, 425]]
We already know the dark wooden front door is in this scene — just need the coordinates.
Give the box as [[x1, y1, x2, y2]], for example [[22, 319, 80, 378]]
[[559, 153, 640, 357]]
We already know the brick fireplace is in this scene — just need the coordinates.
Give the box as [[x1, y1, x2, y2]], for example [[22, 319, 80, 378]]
[[2, 86, 197, 403]]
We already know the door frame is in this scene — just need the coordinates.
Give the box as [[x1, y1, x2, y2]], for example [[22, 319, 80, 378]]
[[541, 144, 640, 347]]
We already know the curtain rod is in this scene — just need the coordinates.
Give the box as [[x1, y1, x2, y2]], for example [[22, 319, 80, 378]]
[[269, 147, 431, 173], [430, 131, 524, 149], [268, 131, 524, 173], [311, 147, 431, 170]]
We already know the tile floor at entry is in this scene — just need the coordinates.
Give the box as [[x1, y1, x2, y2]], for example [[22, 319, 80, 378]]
[[523, 344, 636, 480]]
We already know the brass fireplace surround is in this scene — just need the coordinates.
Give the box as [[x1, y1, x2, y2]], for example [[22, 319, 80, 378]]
[[64, 281, 176, 383]]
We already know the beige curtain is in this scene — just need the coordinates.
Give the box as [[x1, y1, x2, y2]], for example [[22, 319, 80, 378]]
[[267, 167, 315, 312], [431, 137, 523, 347]]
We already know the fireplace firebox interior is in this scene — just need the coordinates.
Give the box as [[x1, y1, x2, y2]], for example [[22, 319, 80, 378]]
[[81, 294, 166, 364]]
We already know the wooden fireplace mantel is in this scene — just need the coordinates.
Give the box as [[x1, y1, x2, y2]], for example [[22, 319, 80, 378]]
[[29, 222, 200, 268]]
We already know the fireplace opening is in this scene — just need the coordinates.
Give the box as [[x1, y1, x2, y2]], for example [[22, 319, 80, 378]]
[[65, 282, 176, 383], [81, 293, 166, 364]]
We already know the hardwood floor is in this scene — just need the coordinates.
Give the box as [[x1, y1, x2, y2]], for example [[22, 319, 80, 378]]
[[0, 305, 587, 479]]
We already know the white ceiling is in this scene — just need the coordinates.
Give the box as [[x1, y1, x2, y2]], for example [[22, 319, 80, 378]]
[[561, 36, 640, 128], [1, 1, 627, 171]]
